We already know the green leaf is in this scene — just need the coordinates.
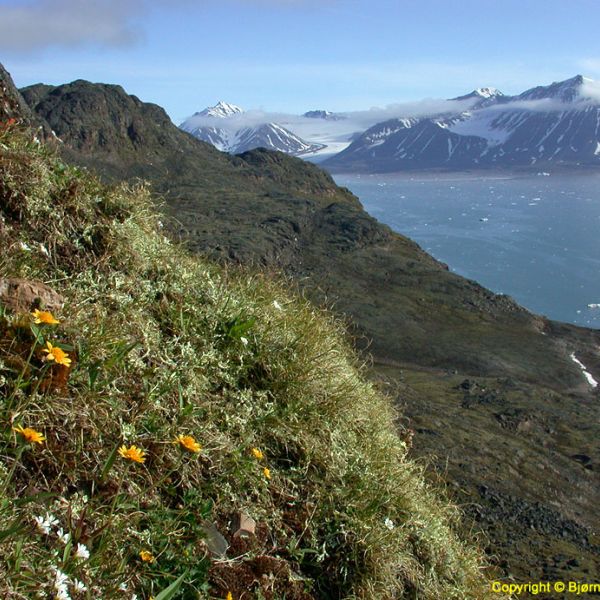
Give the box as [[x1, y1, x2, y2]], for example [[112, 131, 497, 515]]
[[13, 491, 56, 507], [99, 441, 120, 481], [105, 340, 140, 371], [222, 315, 255, 340], [0, 520, 26, 543], [154, 571, 187, 600], [87, 361, 102, 391], [29, 323, 44, 345]]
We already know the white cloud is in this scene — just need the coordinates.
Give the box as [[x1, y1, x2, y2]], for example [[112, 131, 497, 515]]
[[0, 0, 322, 52], [581, 78, 600, 102], [0, 0, 145, 52]]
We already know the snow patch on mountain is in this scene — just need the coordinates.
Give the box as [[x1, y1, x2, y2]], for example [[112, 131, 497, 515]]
[[447, 112, 511, 146]]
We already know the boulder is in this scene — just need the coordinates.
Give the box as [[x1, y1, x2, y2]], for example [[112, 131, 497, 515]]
[[0, 278, 64, 313]]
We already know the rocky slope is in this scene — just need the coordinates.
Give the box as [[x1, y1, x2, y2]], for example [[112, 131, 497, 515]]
[[16, 68, 600, 593], [324, 75, 600, 173]]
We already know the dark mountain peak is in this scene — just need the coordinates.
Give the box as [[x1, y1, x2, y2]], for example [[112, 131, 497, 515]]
[[303, 109, 345, 121], [19, 78, 177, 156], [517, 74, 592, 102]]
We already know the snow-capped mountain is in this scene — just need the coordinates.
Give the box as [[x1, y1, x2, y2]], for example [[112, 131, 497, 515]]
[[196, 100, 243, 118], [452, 87, 505, 109], [180, 102, 324, 156], [233, 123, 325, 155], [324, 75, 600, 172]]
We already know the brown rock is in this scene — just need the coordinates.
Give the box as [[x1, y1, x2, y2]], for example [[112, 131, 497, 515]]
[[233, 512, 256, 539], [0, 278, 64, 313]]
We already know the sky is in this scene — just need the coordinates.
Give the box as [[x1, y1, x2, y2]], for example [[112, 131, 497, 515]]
[[1, 0, 600, 124]]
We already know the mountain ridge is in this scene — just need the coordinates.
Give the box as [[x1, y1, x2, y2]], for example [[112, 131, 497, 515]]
[[324, 75, 600, 172]]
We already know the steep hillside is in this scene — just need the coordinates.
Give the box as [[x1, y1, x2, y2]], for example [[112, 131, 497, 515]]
[[0, 119, 501, 597], [18, 70, 600, 590]]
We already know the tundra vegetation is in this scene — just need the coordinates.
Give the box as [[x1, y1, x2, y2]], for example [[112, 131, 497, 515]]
[[0, 123, 500, 598]]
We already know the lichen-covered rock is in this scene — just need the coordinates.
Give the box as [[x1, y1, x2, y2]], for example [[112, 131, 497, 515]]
[[0, 277, 64, 313]]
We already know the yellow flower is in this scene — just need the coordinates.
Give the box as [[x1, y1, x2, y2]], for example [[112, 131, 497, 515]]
[[139, 550, 154, 563], [251, 447, 264, 460], [13, 425, 45, 444], [118, 445, 146, 464], [174, 434, 202, 453], [263, 467, 271, 480], [31, 309, 60, 325], [226, 593, 233, 600], [42, 342, 71, 367]]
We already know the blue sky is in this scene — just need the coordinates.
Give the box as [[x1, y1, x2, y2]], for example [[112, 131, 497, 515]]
[[1, 0, 600, 123]]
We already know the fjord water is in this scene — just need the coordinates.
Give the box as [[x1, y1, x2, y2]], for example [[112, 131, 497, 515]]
[[333, 172, 600, 328]]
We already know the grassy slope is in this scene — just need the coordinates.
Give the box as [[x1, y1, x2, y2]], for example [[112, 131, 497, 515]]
[[0, 126, 501, 597], [19, 77, 600, 590]]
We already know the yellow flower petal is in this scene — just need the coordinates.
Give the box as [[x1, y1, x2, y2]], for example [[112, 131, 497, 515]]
[[139, 550, 154, 563], [31, 309, 60, 325], [263, 467, 271, 480], [174, 434, 202, 453], [42, 341, 71, 366], [118, 445, 146, 464], [251, 447, 264, 460], [13, 424, 45, 444]]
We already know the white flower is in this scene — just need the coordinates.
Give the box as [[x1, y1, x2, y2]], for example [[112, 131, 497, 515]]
[[240, 336, 249, 346], [72, 579, 86, 592], [19, 241, 31, 252], [272, 300, 282, 311], [118, 583, 129, 591], [54, 568, 68, 587], [384, 517, 395, 530], [75, 543, 90, 560], [53, 568, 71, 599], [34, 513, 59, 535], [56, 528, 71, 545]]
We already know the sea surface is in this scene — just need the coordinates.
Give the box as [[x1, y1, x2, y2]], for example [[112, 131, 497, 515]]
[[333, 172, 600, 329]]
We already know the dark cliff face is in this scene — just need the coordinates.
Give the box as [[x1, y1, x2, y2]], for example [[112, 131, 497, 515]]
[[11, 66, 600, 585], [0, 65, 51, 138]]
